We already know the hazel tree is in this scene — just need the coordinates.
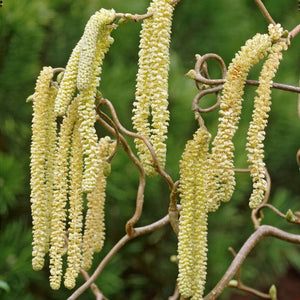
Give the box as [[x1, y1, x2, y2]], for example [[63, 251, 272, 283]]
[[28, 0, 300, 299]]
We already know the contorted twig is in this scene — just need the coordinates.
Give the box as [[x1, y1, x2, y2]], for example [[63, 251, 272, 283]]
[[227, 247, 272, 299], [193, 54, 300, 95], [68, 213, 171, 300], [203, 225, 300, 300], [254, 0, 276, 25], [80, 269, 107, 300]]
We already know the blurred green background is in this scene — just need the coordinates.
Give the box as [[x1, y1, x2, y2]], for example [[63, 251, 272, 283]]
[[0, 0, 299, 299]]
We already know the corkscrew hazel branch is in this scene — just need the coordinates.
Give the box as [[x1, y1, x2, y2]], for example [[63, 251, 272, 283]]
[[192, 53, 300, 94], [254, 0, 276, 25], [203, 225, 300, 300], [99, 98, 175, 190], [95, 112, 146, 237], [227, 247, 273, 299], [68, 212, 172, 300]]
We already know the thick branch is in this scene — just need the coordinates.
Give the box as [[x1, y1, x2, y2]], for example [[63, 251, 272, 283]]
[[204, 225, 300, 300]]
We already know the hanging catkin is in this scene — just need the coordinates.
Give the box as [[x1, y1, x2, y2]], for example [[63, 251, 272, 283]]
[[206, 26, 286, 211], [30, 66, 55, 271], [247, 24, 287, 209], [132, 0, 175, 177], [177, 128, 210, 299]]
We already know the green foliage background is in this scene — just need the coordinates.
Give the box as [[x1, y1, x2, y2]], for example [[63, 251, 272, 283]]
[[0, 0, 299, 299]]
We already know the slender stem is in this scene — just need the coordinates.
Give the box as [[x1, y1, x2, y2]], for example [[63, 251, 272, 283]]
[[168, 284, 180, 300], [227, 247, 271, 299], [253, 0, 276, 25], [289, 24, 300, 40], [53, 67, 65, 74], [95, 114, 146, 236], [170, 0, 181, 6], [203, 225, 300, 300], [194, 74, 300, 94], [114, 11, 154, 23], [68, 214, 171, 300], [99, 98, 175, 190], [80, 269, 107, 300]]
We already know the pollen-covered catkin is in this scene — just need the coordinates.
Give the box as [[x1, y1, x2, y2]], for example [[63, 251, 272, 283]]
[[247, 26, 287, 209], [77, 9, 115, 91], [30, 66, 54, 271], [64, 120, 83, 290], [78, 8, 116, 193], [178, 128, 210, 299], [132, 0, 175, 177], [207, 32, 274, 210], [49, 96, 79, 290], [55, 40, 82, 117], [81, 137, 116, 271]]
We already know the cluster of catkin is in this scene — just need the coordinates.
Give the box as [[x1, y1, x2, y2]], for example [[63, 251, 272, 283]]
[[30, 9, 117, 290], [177, 24, 287, 299], [132, 0, 175, 177]]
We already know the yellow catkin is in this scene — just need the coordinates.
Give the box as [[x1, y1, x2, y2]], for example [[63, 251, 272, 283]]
[[64, 120, 84, 290], [207, 32, 274, 211], [132, 0, 175, 177], [30, 66, 54, 271], [49, 96, 79, 290], [247, 26, 287, 209], [55, 40, 82, 117], [77, 9, 115, 91], [81, 136, 115, 271], [78, 9, 116, 193], [178, 128, 210, 299], [44, 82, 59, 254]]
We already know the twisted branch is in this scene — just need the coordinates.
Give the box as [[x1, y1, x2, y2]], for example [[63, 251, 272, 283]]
[[204, 225, 300, 300], [68, 213, 171, 300]]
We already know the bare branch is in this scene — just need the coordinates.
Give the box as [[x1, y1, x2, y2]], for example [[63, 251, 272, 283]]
[[80, 269, 107, 300], [95, 113, 146, 236], [114, 11, 154, 24], [253, 0, 276, 25], [204, 225, 300, 300], [99, 98, 175, 190], [289, 24, 300, 40], [227, 247, 272, 299], [68, 214, 171, 300], [193, 53, 300, 94]]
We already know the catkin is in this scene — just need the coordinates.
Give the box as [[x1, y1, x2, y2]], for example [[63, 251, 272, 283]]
[[247, 27, 287, 209], [55, 40, 82, 117], [64, 120, 84, 290], [81, 136, 116, 271], [207, 32, 274, 211], [132, 0, 175, 177], [178, 128, 210, 299], [78, 9, 116, 193], [49, 96, 79, 290], [30, 66, 54, 271]]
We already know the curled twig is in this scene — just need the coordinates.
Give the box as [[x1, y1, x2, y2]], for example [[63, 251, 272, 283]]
[[99, 98, 175, 190], [194, 53, 227, 86], [204, 225, 300, 300], [193, 54, 300, 94], [95, 113, 146, 237], [192, 86, 223, 113], [53, 67, 65, 74]]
